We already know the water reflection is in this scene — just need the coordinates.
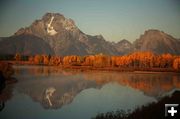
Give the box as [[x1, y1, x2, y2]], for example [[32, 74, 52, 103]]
[[0, 102, 5, 111], [44, 87, 56, 107], [14, 66, 97, 109], [83, 72, 180, 98], [0, 84, 15, 111], [12, 66, 180, 110]]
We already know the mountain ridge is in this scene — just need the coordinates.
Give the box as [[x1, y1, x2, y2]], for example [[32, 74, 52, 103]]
[[0, 12, 180, 55]]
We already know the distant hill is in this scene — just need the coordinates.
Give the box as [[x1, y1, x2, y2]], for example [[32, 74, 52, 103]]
[[133, 29, 180, 54], [113, 39, 133, 55], [0, 13, 180, 56]]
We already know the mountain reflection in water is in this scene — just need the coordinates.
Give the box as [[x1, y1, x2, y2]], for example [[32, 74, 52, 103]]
[[0, 65, 180, 119], [11, 66, 180, 108]]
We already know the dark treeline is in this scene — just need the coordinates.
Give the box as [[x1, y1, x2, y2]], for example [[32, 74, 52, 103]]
[[0, 54, 28, 61], [0, 62, 14, 80], [0, 55, 15, 61], [0, 61, 15, 95]]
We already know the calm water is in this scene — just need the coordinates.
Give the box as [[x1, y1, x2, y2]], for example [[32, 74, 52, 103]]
[[0, 65, 180, 119]]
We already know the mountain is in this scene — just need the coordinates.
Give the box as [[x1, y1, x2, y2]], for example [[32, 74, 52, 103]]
[[0, 12, 180, 56], [113, 39, 133, 55], [133, 29, 180, 54], [13, 13, 118, 56], [0, 34, 54, 55]]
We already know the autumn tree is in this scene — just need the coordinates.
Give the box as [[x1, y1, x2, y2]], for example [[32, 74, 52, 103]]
[[161, 54, 174, 68], [14, 53, 21, 61], [173, 57, 180, 71], [34, 55, 43, 65], [83, 55, 95, 66], [49, 56, 62, 66], [154, 56, 161, 68], [111, 56, 118, 67], [63, 55, 81, 66], [28, 56, 34, 64], [42, 55, 50, 65], [18, 51, 179, 71], [93, 54, 111, 68]]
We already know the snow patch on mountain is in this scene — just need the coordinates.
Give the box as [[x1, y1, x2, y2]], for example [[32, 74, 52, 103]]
[[47, 16, 57, 35]]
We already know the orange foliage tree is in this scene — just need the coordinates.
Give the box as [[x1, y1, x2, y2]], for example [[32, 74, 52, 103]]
[[83, 55, 95, 66], [49, 56, 62, 66], [15, 51, 180, 71], [28, 56, 34, 64], [14, 53, 21, 61], [63, 55, 81, 66], [42, 55, 50, 65], [93, 54, 111, 68], [161, 53, 174, 68], [33, 55, 43, 65], [173, 57, 180, 71]]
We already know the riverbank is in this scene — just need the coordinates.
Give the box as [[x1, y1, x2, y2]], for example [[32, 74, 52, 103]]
[[92, 90, 180, 119], [0, 62, 17, 92]]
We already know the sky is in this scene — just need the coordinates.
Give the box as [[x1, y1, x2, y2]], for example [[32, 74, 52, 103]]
[[0, 0, 180, 42]]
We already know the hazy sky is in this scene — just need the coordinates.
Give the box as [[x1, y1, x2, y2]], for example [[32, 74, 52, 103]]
[[0, 0, 180, 42]]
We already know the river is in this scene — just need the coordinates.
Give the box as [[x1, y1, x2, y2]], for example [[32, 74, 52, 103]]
[[0, 65, 180, 119]]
